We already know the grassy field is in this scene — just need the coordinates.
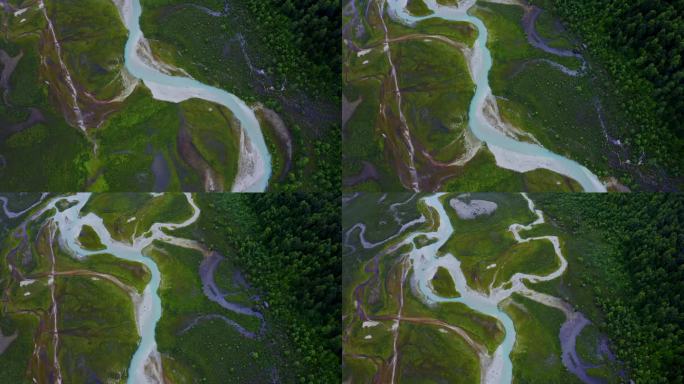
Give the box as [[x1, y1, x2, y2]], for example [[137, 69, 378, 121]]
[[78, 224, 106, 251], [0, 215, 144, 383], [442, 146, 582, 192], [147, 242, 282, 383], [407, 0, 432, 16], [393, 38, 474, 163], [89, 85, 243, 192], [180, 98, 241, 190], [473, 1, 611, 177], [56, 250, 151, 294], [344, 193, 631, 382], [49, 0, 128, 100], [343, 0, 602, 191], [57, 275, 139, 383], [343, 3, 480, 191], [438, 192, 560, 292], [343, 193, 423, 244], [343, 255, 493, 382], [504, 293, 582, 383], [0, 192, 301, 382], [81, 193, 193, 242], [397, 322, 480, 383], [403, 283, 504, 354], [431, 266, 459, 297]]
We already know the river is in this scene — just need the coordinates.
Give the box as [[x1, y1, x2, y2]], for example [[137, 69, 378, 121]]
[[28, 193, 200, 383], [0, 193, 48, 219], [347, 193, 604, 383], [384, 0, 606, 192], [114, 0, 271, 192]]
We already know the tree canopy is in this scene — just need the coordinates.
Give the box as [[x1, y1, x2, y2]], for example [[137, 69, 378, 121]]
[[538, 0, 684, 174], [536, 193, 684, 383]]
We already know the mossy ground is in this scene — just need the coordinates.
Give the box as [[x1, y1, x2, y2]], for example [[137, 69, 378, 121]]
[[503, 293, 581, 383], [1, 0, 333, 192], [473, 1, 611, 178], [0, 217, 145, 383], [148, 242, 281, 383], [81, 193, 193, 242], [77, 224, 106, 251], [430, 266, 459, 297], [344, 193, 623, 382], [343, 1, 594, 191]]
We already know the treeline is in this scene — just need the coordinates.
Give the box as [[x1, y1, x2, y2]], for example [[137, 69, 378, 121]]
[[541, 0, 684, 174], [536, 193, 684, 383], [242, 0, 340, 99], [199, 192, 341, 383], [274, 123, 341, 193]]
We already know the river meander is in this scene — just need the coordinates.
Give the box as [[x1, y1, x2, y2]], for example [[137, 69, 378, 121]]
[[385, 0, 606, 192], [116, 0, 271, 192]]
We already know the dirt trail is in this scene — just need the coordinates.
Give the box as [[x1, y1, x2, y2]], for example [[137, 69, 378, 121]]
[[39, 0, 85, 130], [51, 270, 138, 296], [377, 0, 420, 191], [389, 258, 409, 384], [374, 314, 492, 371], [46, 224, 63, 384]]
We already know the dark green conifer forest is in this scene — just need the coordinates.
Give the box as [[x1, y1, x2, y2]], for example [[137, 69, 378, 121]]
[[197, 192, 341, 383], [535, 193, 684, 383], [536, 0, 684, 175]]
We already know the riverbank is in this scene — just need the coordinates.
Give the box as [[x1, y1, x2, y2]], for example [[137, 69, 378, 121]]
[[343, 192, 623, 383]]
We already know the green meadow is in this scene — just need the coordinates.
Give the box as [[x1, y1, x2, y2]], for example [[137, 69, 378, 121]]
[[344, 192, 630, 382], [473, 1, 610, 177]]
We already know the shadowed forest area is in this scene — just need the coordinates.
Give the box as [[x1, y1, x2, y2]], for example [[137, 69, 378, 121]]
[[534, 193, 684, 383], [532, 0, 684, 182]]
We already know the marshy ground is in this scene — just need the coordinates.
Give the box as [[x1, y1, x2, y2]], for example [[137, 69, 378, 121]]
[[343, 192, 626, 383], [343, 0, 671, 192]]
